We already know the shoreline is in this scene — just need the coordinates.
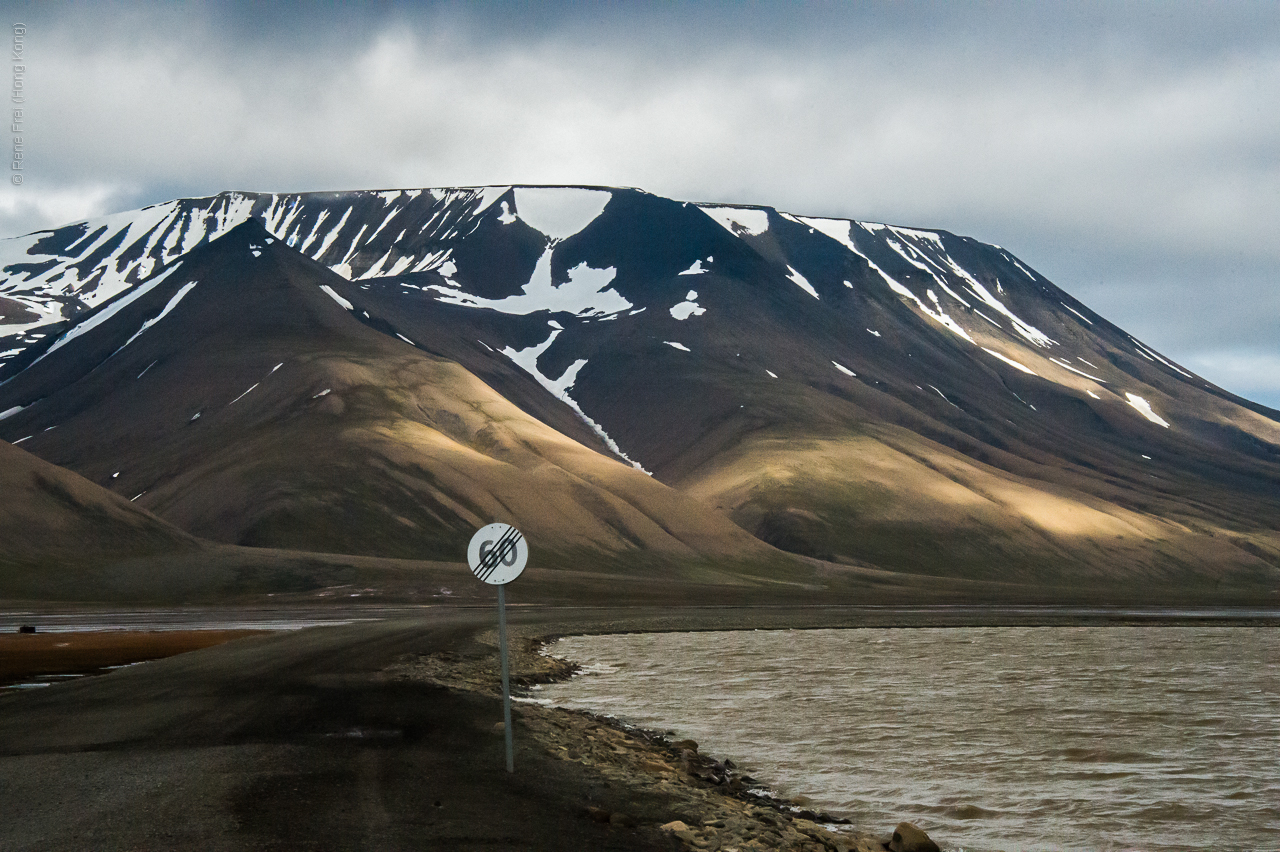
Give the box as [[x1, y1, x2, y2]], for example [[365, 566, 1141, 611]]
[[4, 602, 1276, 632], [387, 624, 904, 852]]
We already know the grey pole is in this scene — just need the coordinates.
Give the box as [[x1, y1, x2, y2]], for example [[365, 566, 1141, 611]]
[[498, 582, 514, 773]]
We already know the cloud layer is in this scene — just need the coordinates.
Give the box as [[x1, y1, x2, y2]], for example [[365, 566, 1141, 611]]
[[3, 1, 1278, 406]]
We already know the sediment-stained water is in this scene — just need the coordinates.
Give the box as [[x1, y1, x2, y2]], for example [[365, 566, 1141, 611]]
[[538, 627, 1279, 852]]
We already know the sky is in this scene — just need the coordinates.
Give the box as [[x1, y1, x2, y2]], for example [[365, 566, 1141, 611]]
[[2, 0, 1277, 409]]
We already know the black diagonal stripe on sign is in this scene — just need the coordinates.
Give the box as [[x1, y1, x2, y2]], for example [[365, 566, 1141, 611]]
[[480, 531, 521, 582], [476, 526, 519, 582], [480, 529, 523, 583], [479, 526, 518, 576], [481, 526, 517, 573]]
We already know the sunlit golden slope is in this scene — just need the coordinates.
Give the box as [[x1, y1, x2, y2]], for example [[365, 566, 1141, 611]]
[[679, 423, 1280, 589]]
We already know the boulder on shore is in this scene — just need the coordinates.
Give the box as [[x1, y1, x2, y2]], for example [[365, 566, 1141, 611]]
[[888, 821, 940, 852]]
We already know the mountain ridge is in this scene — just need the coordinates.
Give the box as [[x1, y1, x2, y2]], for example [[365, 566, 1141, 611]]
[[2, 186, 1277, 603], [2, 219, 780, 567]]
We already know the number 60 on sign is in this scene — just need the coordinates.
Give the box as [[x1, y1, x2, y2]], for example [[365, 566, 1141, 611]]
[[467, 523, 528, 585]]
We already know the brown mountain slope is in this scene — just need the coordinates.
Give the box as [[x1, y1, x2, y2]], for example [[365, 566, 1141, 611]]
[[677, 422, 1280, 597], [0, 438, 198, 589], [0, 220, 776, 569]]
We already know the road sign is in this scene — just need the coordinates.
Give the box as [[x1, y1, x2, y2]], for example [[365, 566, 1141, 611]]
[[467, 523, 528, 773], [467, 523, 528, 586]]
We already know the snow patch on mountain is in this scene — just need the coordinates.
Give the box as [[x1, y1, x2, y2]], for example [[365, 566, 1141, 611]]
[[503, 328, 584, 397], [982, 347, 1038, 376], [880, 237, 977, 311], [1125, 393, 1170, 428], [665, 341, 691, 352], [974, 309, 1002, 328], [430, 248, 629, 318], [889, 225, 946, 247], [1050, 357, 1105, 383], [0, 299, 60, 338], [118, 280, 198, 352], [266, 196, 303, 235], [319, 285, 354, 311], [679, 259, 708, 276], [1061, 302, 1093, 325], [670, 291, 705, 320], [502, 323, 649, 472], [786, 266, 819, 300], [1133, 340, 1194, 378], [947, 266, 1055, 348], [872, 263, 973, 344], [699, 205, 770, 238], [799, 219, 986, 343], [298, 210, 332, 254], [797, 217, 858, 253], [1009, 256, 1038, 281], [0, 194, 261, 343], [364, 208, 399, 245], [885, 237, 949, 284], [311, 207, 352, 259], [383, 254, 416, 277], [357, 249, 395, 280], [229, 383, 259, 405], [475, 186, 510, 214], [513, 188, 611, 242], [832, 361, 856, 377], [43, 263, 185, 359]]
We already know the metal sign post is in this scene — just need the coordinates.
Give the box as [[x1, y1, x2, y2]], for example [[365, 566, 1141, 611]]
[[467, 523, 528, 773]]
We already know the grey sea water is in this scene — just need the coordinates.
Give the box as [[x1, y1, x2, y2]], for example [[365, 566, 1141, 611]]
[[537, 627, 1279, 852]]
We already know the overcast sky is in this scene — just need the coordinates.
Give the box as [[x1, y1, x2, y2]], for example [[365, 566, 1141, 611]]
[[2, 0, 1277, 408]]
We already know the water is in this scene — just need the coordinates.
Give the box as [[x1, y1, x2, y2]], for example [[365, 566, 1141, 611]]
[[538, 627, 1280, 852]]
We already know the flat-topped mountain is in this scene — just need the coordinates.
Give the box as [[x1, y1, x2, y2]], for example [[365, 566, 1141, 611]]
[[2, 186, 1277, 602]]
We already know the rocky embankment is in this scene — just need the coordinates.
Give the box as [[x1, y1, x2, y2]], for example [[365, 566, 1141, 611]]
[[387, 626, 944, 852]]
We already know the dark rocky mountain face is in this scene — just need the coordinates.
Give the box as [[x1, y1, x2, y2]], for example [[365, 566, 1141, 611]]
[[2, 186, 1277, 601]]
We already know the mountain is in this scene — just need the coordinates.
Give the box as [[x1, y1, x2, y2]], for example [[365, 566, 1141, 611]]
[[0, 436, 199, 596], [2, 186, 1278, 603]]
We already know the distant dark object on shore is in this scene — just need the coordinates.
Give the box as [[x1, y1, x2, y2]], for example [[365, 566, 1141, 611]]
[[17, 625, 35, 634]]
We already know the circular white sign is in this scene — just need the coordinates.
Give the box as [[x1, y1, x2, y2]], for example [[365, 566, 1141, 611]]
[[467, 523, 528, 585]]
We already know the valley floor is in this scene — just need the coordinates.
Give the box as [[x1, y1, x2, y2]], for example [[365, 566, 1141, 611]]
[[1, 605, 1274, 851]]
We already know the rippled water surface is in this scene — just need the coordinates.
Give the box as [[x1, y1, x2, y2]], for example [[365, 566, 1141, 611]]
[[539, 627, 1279, 852]]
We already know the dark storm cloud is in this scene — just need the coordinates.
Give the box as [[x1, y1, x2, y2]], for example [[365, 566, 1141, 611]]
[[2, 0, 1277, 406]]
